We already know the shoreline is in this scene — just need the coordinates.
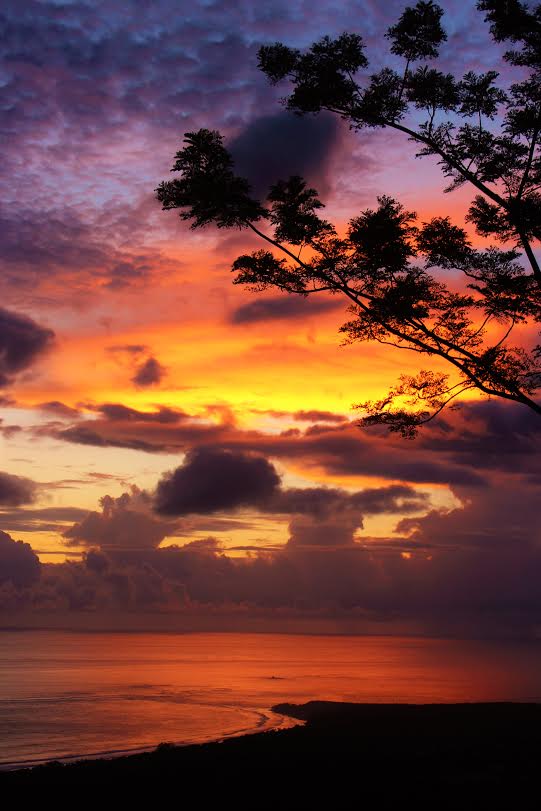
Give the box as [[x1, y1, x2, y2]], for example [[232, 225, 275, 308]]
[[0, 705, 301, 773], [7, 697, 539, 774], [3, 700, 541, 804]]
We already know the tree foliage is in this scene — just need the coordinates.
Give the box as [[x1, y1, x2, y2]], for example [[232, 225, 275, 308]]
[[156, 0, 541, 436]]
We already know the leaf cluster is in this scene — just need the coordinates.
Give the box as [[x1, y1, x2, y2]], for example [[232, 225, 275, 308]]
[[157, 1, 541, 434], [155, 129, 266, 229]]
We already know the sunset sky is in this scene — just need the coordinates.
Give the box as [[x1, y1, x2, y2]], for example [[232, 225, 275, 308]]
[[1, 0, 540, 637]]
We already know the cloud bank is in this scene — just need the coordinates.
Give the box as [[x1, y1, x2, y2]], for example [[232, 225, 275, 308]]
[[0, 308, 54, 387]]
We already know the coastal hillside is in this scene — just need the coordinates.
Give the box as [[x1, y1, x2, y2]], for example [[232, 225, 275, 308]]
[[5, 701, 541, 806]]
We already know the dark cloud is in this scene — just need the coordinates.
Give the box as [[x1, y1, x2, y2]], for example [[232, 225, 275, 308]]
[[155, 481, 541, 632], [418, 401, 541, 479], [53, 424, 168, 453], [148, 445, 429, 551], [1, 553, 168, 612], [55, 454, 427, 559], [0, 208, 167, 299], [105, 262, 149, 291], [54, 426, 118, 448], [0, 471, 38, 506], [0, 506, 90, 534], [229, 111, 340, 199], [396, 481, 540, 553], [265, 423, 487, 487], [0, 530, 41, 588], [155, 447, 281, 515], [106, 344, 148, 355], [37, 401, 82, 419], [250, 408, 348, 423], [287, 512, 361, 548], [1, 424, 22, 439], [132, 356, 166, 388], [6, 446, 541, 635], [168, 514, 261, 537], [0, 307, 54, 386], [0, 5, 257, 145], [0, 0, 495, 310], [10, 500, 541, 635], [43, 401, 493, 487], [0, 0, 437, 167], [293, 410, 348, 424], [84, 549, 109, 575], [231, 294, 342, 324], [276, 485, 430, 549], [270, 484, 428, 521], [64, 488, 174, 553], [94, 403, 183, 423], [0, 210, 107, 281], [0, 3, 274, 259]]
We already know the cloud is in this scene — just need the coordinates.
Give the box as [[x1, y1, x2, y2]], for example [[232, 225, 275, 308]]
[[0, 5, 264, 151], [105, 262, 148, 291], [229, 110, 340, 199], [42, 400, 495, 487], [105, 347, 170, 392], [52, 424, 168, 453], [155, 447, 282, 515], [49, 463, 426, 556], [64, 487, 174, 552], [276, 485, 430, 549], [287, 511, 362, 548], [0, 307, 54, 387], [6, 462, 541, 635], [417, 400, 541, 480], [293, 410, 348, 424], [11, 508, 541, 636], [1, 423, 22, 439], [150, 445, 429, 555], [150, 446, 429, 551], [132, 356, 167, 387], [37, 401, 82, 419], [0, 506, 90, 534], [94, 403, 184, 423], [396, 480, 540, 553], [270, 483, 428, 521], [84, 549, 110, 575], [230, 294, 342, 324], [0, 530, 41, 588], [0, 209, 108, 280], [250, 408, 348, 423], [0, 207, 170, 303], [0, 471, 38, 506], [0, 0, 498, 311], [106, 344, 148, 355]]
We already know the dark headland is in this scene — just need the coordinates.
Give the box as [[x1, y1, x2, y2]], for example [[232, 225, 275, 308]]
[[4, 701, 541, 806]]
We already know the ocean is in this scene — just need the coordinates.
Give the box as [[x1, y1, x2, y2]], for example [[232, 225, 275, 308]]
[[2, 631, 541, 768]]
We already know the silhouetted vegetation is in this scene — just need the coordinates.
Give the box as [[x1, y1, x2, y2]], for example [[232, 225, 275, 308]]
[[157, 1, 541, 435]]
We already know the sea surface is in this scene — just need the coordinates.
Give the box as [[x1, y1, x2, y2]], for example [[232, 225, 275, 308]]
[[2, 631, 541, 768]]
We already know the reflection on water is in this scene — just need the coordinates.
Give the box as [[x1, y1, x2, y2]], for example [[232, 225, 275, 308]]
[[1, 631, 541, 766]]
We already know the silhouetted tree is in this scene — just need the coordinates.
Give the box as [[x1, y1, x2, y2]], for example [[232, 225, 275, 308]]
[[157, 0, 541, 436]]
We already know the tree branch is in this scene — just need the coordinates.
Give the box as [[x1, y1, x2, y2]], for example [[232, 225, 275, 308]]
[[517, 118, 540, 200]]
